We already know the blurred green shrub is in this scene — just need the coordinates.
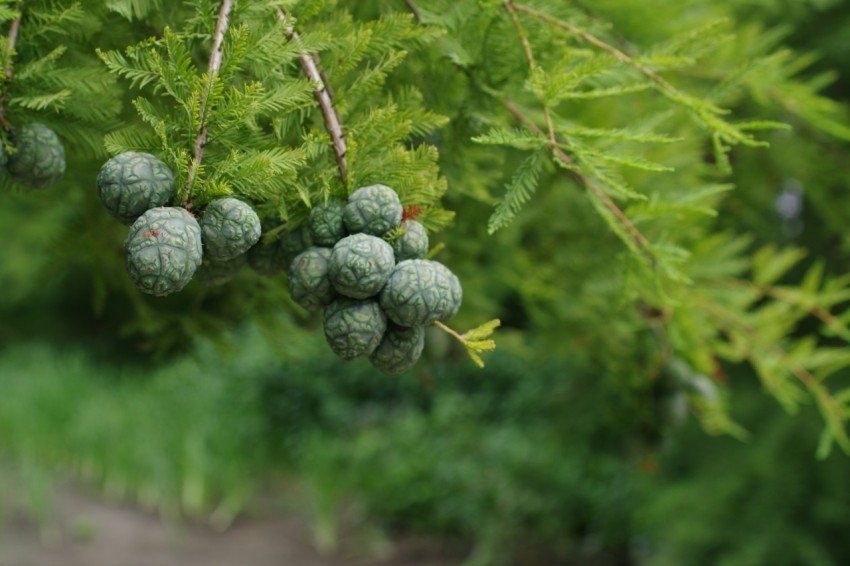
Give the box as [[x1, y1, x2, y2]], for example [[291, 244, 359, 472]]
[[3, 333, 850, 564], [0, 337, 279, 525], [283, 356, 641, 564], [642, 376, 850, 566]]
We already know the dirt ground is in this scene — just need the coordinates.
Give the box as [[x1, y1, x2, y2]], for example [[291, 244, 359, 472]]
[[0, 487, 463, 566]]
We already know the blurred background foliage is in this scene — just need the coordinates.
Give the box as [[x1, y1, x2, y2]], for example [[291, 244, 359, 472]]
[[3, 0, 850, 565]]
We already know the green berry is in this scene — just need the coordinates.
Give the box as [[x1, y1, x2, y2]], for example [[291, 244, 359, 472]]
[[308, 203, 346, 247], [7, 123, 65, 189], [379, 259, 462, 327], [125, 207, 202, 296], [195, 254, 247, 286], [96, 152, 175, 224], [323, 298, 387, 360], [199, 197, 262, 261], [343, 185, 403, 237], [392, 220, 429, 261], [329, 234, 395, 299], [288, 247, 337, 311], [369, 324, 425, 375]]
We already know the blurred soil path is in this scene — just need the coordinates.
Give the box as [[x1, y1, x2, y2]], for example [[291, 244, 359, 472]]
[[0, 487, 460, 566]]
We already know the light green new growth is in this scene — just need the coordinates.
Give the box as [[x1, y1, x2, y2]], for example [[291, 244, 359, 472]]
[[435, 318, 500, 369]]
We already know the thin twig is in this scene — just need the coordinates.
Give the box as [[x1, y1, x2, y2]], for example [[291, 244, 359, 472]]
[[509, 2, 678, 95], [698, 297, 850, 451], [505, 1, 535, 73], [184, 0, 234, 207], [698, 300, 815, 386], [705, 278, 850, 341], [277, 10, 348, 187], [403, 0, 422, 21], [315, 53, 335, 99], [0, 9, 21, 130], [500, 98, 654, 262], [565, 0, 638, 53], [434, 320, 465, 344], [503, 1, 556, 146]]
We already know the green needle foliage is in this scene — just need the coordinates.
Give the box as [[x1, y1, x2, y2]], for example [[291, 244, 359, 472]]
[[4, 2, 850, 563], [98, 1, 452, 225], [0, 0, 121, 170], [0, 0, 848, 454], [97, 1, 313, 209], [265, 6, 451, 229], [348, 0, 850, 451]]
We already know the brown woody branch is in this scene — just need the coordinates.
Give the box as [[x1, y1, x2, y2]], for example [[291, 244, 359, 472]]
[[184, 0, 234, 207], [402, 0, 422, 21], [277, 10, 348, 187]]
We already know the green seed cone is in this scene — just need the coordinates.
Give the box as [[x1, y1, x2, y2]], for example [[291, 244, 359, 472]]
[[343, 184, 403, 237], [199, 197, 262, 261], [379, 259, 462, 327], [392, 220, 429, 261], [288, 247, 337, 311], [125, 207, 203, 296], [323, 297, 387, 360], [308, 202, 346, 247], [369, 324, 425, 375], [96, 152, 175, 224], [7, 123, 65, 189], [329, 234, 395, 299]]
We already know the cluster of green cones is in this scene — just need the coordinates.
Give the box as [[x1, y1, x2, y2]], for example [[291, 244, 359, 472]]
[[97, 152, 261, 296], [0, 123, 65, 189], [287, 185, 462, 375], [97, 154, 461, 374]]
